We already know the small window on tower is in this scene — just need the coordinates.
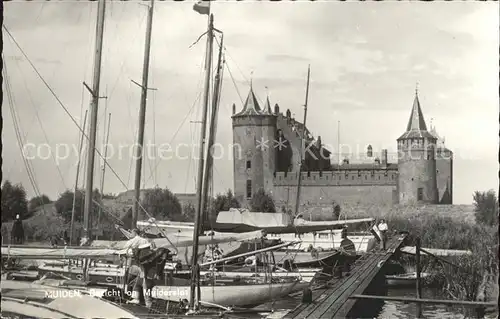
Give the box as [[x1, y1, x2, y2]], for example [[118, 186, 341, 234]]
[[246, 180, 252, 199], [246, 160, 251, 169], [417, 188, 423, 201]]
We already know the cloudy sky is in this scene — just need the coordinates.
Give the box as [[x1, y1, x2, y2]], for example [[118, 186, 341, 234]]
[[2, 1, 498, 205]]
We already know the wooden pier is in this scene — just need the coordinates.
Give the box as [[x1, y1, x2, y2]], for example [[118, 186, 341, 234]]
[[285, 232, 408, 319]]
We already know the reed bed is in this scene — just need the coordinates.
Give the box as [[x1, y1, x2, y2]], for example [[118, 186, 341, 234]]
[[311, 203, 499, 304]]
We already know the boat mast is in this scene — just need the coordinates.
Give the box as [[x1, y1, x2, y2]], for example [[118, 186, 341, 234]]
[[293, 65, 311, 217], [200, 33, 224, 232], [189, 13, 214, 311], [82, 0, 106, 244], [132, 0, 155, 230], [96, 112, 111, 239], [70, 110, 88, 246]]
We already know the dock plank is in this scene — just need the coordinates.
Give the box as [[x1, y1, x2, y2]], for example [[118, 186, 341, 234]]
[[285, 233, 407, 319]]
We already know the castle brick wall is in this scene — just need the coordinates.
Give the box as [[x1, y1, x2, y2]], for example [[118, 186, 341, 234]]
[[271, 184, 397, 212], [436, 148, 453, 204]]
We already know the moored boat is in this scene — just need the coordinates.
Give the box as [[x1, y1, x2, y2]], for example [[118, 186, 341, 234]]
[[385, 272, 431, 287], [1, 279, 139, 318], [151, 276, 310, 308]]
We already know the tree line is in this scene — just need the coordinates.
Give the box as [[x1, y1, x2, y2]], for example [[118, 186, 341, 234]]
[[0, 179, 278, 241], [3, 179, 497, 241]]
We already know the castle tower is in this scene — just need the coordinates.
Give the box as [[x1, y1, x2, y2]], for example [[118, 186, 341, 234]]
[[232, 86, 277, 206], [430, 125, 453, 204], [397, 89, 438, 204]]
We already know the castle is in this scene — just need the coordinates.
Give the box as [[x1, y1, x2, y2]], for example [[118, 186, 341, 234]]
[[231, 86, 453, 211]]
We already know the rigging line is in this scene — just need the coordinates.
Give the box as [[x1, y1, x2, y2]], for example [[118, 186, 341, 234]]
[[107, 7, 147, 100], [143, 79, 204, 186], [3, 25, 158, 226], [3, 59, 42, 198], [3, 60, 45, 212], [126, 82, 137, 187], [14, 55, 69, 191], [224, 61, 244, 106], [143, 90, 201, 184], [221, 45, 249, 84], [151, 67, 157, 186]]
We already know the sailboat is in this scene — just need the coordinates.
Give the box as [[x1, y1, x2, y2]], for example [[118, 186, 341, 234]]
[[2, 1, 309, 311], [1, 279, 139, 318], [123, 3, 310, 310]]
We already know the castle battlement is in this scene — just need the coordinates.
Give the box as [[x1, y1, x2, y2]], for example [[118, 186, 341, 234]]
[[274, 169, 398, 186]]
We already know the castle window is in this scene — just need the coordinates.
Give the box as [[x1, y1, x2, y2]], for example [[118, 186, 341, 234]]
[[339, 175, 342, 180], [351, 175, 354, 180], [417, 188, 423, 201], [246, 160, 251, 169], [392, 175, 395, 180], [378, 176, 380, 180], [365, 175, 367, 180], [246, 180, 252, 199]]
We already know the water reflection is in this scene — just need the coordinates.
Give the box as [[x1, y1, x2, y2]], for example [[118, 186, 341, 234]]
[[377, 288, 466, 319]]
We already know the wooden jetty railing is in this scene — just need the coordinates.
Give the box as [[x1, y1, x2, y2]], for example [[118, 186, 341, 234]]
[[285, 232, 408, 319]]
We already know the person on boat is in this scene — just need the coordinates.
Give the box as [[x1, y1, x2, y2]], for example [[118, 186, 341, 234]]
[[129, 247, 173, 307], [378, 219, 388, 250], [11, 214, 24, 244]]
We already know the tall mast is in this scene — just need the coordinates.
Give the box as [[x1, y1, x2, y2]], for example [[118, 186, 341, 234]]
[[132, 0, 155, 229], [97, 112, 111, 239], [189, 13, 214, 311], [200, 34, 223, 232], [82, 0, 106, 243], [70, 110, 88, 246], [294, 65, 311, 217]]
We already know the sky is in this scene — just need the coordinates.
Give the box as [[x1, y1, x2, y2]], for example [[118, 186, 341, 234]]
[[2, 1, 498, 205]]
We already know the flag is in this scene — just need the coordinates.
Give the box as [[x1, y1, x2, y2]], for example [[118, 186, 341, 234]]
[[193, 0, 210, 15]]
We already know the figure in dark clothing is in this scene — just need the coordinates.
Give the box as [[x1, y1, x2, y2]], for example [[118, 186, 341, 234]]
[[63, 231, 70, 245], [11, 214, 24, 244]]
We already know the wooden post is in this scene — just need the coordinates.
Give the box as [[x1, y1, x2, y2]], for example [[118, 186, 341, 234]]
[[416, 237, 422, 318]]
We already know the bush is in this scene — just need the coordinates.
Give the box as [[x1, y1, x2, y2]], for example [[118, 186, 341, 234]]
[[473, 190, 499, 226], [250, 188, 276, 212]]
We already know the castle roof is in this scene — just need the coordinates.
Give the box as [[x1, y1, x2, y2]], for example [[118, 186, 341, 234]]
[[261, 96, 273, 115], [233, 86, 262, 117], [397, 91, 436, 140]]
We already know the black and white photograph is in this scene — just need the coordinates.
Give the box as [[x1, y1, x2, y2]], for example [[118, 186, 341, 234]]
[[1, 0, 498, 318]]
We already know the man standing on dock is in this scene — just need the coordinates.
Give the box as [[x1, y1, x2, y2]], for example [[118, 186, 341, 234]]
[[11, 214, 24, 244], [378, 219, 388, 250]]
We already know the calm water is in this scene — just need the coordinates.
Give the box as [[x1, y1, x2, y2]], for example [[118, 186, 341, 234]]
[[234, 287, 488, 319], [377, 288, 467, 319]]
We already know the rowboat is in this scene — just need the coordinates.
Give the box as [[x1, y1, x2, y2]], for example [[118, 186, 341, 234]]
[[385, 272, 431, 287]]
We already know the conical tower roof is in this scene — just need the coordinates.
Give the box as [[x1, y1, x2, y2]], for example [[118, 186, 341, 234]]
[[398, 90, 435, 140], [260, 96, 273, 115], [233, 86, 261, 116]]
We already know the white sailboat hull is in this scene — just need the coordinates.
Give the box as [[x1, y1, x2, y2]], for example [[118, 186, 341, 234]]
[[180, 268, 320, 283], [151, 281, 309, 307], [268, 231, 373, 253]]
